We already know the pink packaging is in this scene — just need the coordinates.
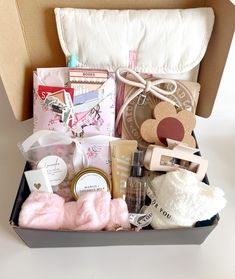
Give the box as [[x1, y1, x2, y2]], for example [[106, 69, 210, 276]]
[[33, 71, 73, 135], [78, 136, 119, 176], [33, 68, 116, 137], [72, 76, 116, 137]]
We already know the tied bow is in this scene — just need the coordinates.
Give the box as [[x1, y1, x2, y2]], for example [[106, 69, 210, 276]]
[[115, 67, 178, 129]]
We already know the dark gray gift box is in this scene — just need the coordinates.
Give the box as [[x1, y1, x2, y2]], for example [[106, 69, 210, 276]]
[[2, 0, 234, 247], [9, 159, 219, 248]]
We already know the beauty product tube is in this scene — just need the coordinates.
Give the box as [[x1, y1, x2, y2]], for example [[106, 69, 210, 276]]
[[110, 140, 138, 199]]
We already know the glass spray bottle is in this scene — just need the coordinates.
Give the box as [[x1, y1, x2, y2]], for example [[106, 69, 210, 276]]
[[125, 150, 147, 213]]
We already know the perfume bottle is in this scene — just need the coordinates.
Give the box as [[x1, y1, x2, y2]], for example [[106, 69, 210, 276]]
[[125, 150, 147, 213]]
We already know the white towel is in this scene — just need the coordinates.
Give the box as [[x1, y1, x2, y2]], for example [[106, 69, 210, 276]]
[[142, 169, 226, 229]]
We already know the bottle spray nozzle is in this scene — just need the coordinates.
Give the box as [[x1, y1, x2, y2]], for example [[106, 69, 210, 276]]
[[132, 150, 143, 167], [131, 150, 144, 177]]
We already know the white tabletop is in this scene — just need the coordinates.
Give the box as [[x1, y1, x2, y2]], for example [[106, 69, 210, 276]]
[[1, 36, 235, 279]]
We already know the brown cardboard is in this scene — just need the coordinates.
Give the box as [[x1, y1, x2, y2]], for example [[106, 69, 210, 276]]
[[0, 0, 234, 121], [199, 0, 235, 117]]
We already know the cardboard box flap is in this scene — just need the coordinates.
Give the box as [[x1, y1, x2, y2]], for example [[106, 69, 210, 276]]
[[0, 0, 234, 121], [54, 8, 214, 75], [0, 1, 32, 121], [198, 0, 235, 117]]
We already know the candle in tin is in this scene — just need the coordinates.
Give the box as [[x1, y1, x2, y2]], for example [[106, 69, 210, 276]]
[[71, 167, 111, 200]]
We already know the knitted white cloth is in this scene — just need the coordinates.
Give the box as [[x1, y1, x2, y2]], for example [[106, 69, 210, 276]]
[[142, 169, 226, 229]]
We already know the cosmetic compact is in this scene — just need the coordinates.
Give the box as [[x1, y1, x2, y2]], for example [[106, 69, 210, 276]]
[[71, 167, 111, 199]]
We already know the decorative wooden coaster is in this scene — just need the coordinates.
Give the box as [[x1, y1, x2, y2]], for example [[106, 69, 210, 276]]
[[140, 101, 196, 148]]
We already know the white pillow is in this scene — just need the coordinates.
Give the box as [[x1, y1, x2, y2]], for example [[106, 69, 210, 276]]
[[55, 8, 214, 81]]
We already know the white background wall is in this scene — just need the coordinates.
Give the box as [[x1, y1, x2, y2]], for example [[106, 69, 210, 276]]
[[0, 32, 234, 279]]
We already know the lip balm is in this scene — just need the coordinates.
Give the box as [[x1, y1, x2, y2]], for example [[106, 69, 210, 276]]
[[71, 167, 111, 200]]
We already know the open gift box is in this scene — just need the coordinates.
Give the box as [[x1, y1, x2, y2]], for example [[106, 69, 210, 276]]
[[0, 0, 234, 247]]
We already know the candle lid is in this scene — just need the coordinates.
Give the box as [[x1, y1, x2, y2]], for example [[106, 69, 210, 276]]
[[71, 167, 111, 200]]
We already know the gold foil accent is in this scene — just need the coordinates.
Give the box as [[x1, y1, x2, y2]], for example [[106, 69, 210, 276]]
[[71, 167, 111, 200]]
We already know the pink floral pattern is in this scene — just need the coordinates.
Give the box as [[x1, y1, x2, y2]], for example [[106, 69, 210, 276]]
[[33, 72, 116, 138], [86, 145, 102, 159]]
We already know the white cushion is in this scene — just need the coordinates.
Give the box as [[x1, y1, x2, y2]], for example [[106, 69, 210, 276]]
[[55, 8, 214, 80]]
